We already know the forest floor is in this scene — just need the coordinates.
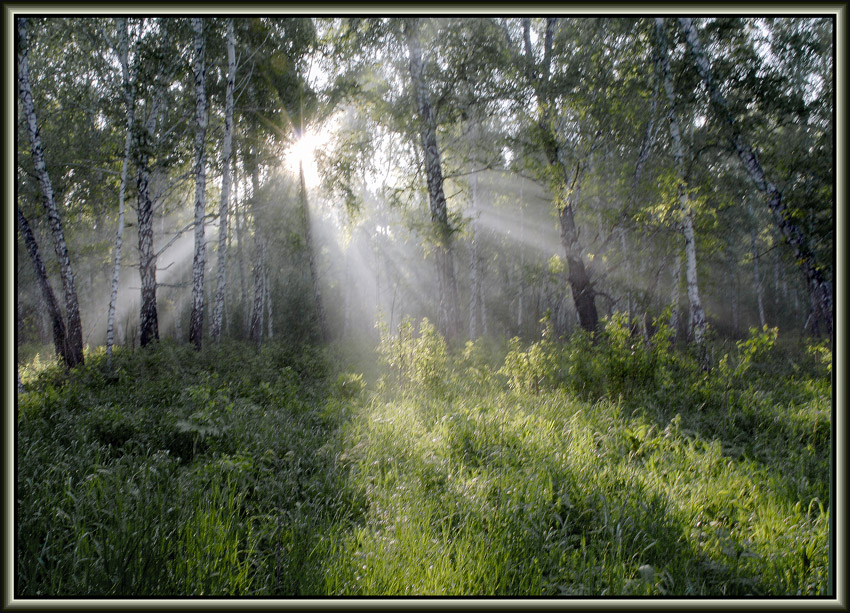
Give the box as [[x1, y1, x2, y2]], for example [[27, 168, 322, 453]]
[[15, 318, 832, 597]]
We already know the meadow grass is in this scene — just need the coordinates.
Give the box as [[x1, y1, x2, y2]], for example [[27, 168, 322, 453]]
[[15, 319, 831, 596]]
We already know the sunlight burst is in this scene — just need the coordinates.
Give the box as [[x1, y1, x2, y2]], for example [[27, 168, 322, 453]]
[[285, 127, 329, 190]]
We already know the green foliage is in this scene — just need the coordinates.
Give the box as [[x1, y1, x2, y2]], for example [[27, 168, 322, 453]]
[[377, 317, 448, 393], [16, 325, 830, 596]]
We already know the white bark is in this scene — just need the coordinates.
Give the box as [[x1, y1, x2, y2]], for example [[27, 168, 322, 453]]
[[107, 18, 135, 366], [211, 18, 236, 342], [670, 250, 682, 339], [749, 201, 766, 328], [678, 16, 832, 341], [468, 164, 480, 340], [17, 17, 84, 367], [405, 18, 460, 338], [189, 17, 208, 350], [655, 17, 707, 347]]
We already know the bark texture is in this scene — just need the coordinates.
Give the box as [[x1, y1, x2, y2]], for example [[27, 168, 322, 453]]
[[135, 96, 160, 347], [678, 16, 832, 342], [523, 17, 599, 333], [404, 18, 460, 338], [107, 17, 135, 365], [211, 18, 236, 342], [189, 17, 208, 350], [655, 17, 707, 347], [17, 207, 69, 365], [18, 17, 84, 367]]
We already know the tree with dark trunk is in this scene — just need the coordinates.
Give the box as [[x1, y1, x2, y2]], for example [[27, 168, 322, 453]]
[[17, 17, 84, 367], [404, 18, 461, 339], [521, 17, 599, 333], [135, 92, 161, 347], [300, 160, 329, 341], [677, 16, 833, 342], [17, 207, 70, 366]]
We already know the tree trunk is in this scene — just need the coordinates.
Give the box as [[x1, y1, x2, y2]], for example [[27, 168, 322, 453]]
[[749, 201, 766, 328], [523, 17, 599, 334], [189, 17, 208, 350], [233, 153, 248, 335], [17, 207, 70, 365], [248, 147, 264, 345], [655, 17, 707, 347], [678, 16, 833, 342], [300, 161, 329, 342], [670, 250, 682, 340], [264, 257, 273, 340], [518, 179, 525, 335], [136, 97, 160, 347], [17, 17, 84, 367], [468, 162, 481, 340], [404, 18, 460, 339], [107, 17, 135, 366], [211, 18, 235, 343]]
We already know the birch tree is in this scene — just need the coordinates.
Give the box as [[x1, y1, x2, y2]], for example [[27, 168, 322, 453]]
[[517, 17, 600, 333], [135, 77, 162, 348], [17, 207, 69, 365], [106, 17, 135, 366], [189, 17, 208, 350], [654, 18, 707, 347], [210, 18, 236, 342], [677, 16, 833, 341], [404, 18, 461, 339], [17, 17, 84, 368], [300, 160, 329, 341]]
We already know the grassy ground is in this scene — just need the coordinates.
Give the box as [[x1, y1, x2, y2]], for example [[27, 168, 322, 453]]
[[15, 318, 831, 596]]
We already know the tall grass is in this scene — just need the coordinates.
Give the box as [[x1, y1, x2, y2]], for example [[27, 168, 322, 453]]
[[15, 318, 831, 596]]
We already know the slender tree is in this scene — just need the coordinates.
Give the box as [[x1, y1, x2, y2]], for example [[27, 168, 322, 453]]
[[677, 16, 833, 341], [655, 17, 707, 348], [404, 18, 461, 338], [189, 17, 208, 350], [135, 87, 161, 348], [17, 17, 84, 367], [300, 159, 329, 341], [211, 18, 236, 342], [17, 207, 69, 365], [106, 17, 135, 366], [520, 17, 599, 333]]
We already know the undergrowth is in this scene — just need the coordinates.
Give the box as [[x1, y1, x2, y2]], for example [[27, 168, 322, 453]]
[[16, 316, 831, 596]]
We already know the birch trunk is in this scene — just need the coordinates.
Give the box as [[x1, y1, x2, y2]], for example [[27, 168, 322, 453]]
[[264, 258, 273, 340], [136, 97, 160, 347], [523, 17, 599, 333], [211, 18, 235, 342], [518, 180, 524, 334], [17, 17, 84, 367], [189, 17, 208, 350], [655, 17, 707, 347], [233, 152, 248, 335], [468, 162, 480, 340], [300, 161, 329, 341], [404, 19, 460, 338], [248, 147, 264, 345], [749, 201, 766, 327], [670, 250, 682, 340], [107, 17, 135, 366], [17, 207, 69, 365], [678, 16, 833, 341]]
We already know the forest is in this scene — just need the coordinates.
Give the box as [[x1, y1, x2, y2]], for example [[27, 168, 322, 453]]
[[13, 13, 835, 598]]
